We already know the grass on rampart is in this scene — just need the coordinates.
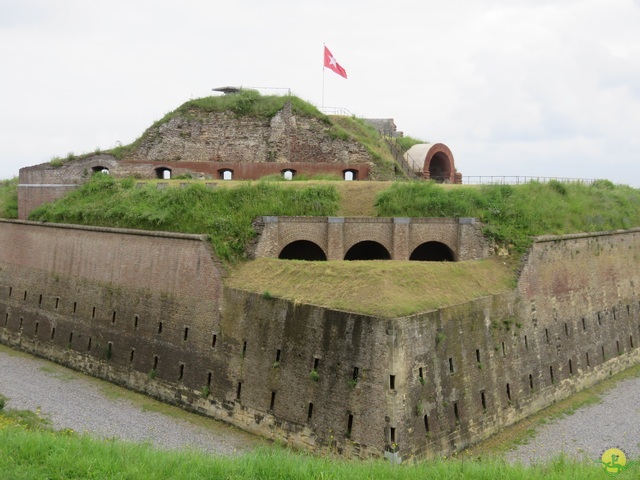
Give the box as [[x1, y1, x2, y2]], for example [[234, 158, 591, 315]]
[[0, 177, 18, 219], [375, 179, 640, 253], [0, 401, 615, 480], [227, 257, 515, 317], [27, 175, 340, 264], [26, 175, 640, 268]]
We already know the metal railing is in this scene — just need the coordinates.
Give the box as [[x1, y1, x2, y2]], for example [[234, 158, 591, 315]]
[[319, 106, 354, 116], [384, 137, 422, 180], [462, 176, 597, 185]]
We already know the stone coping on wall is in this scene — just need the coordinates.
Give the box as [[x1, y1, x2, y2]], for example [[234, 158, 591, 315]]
[[534, 227, 640, 243], [18, 184, 80, 187], [0, 219, 210, 243], [260, 216, 477, 224]]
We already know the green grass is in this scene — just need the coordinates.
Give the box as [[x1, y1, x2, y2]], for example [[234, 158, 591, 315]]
[[27, 175, 640, 266], [0, 406, 617, 479], [395, 135, 428, 151], [329, 116, 400, 180], [227, 257, 515, 317], [163, 91, 330, 121], [375, 180, 640, 253], [27, 174, 340, 264], [0, 177, 18, 219]]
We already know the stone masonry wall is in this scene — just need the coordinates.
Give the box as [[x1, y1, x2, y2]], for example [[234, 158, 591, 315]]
[[133, 103, 373, 166], [0, 220, 225, 417]]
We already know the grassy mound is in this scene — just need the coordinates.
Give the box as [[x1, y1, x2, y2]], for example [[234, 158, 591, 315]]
[[28, 175, 340, 264], [26, 176, 640, 266], [105, 91, 406, 179], [375, 180, 640, 253], [108, 91, 331, 160]]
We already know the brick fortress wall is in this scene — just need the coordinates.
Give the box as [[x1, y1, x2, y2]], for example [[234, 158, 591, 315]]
[[395, 229, 640, 458], [2, 220, 640, 459]]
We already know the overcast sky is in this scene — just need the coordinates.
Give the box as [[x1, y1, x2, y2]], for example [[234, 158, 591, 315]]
[[2, 0, 639, 186]]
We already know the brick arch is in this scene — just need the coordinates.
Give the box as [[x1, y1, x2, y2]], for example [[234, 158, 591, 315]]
[[409, 237, 456, 255], [279, 240, 327, 260], [423, 143, 456, 183], [91, 166, 110, 174], [409, 241, 456, 261], [408, 225, 457, 257], [343, 236, 393, 260], [278, 226, 329, 255], [344, 241, 391, 260]]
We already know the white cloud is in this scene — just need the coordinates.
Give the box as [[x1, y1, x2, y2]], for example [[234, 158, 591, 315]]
[[1, 0, 639, 186]]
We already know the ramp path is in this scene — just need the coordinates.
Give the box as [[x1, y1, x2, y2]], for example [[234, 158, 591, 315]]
[[0, 346, 264, 455], [509, 374, 640, 465]]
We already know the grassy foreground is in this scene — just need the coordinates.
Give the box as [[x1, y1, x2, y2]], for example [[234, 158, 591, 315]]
[[0, 407, 611, 480], [4, 350, 640, 479]]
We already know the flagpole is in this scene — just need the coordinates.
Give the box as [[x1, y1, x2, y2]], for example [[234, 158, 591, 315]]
[[321, 43, 325, 113]]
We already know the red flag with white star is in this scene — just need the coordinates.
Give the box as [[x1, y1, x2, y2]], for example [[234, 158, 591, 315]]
[[323, 46, 347, 79]]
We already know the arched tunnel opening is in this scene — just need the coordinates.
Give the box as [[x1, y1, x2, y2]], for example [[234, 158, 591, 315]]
[[428, 153, 451, 183], [278, 240, 327, 261], [409, 241, 455, 261], [344, 241, 391, 261]]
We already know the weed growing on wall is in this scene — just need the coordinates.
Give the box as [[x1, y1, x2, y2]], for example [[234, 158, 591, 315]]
[[0, 178, 18, 219]]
